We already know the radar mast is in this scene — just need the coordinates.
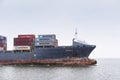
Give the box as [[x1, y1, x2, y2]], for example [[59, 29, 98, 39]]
[[75, 28, 77, 40], [73, 28, 78, 42]]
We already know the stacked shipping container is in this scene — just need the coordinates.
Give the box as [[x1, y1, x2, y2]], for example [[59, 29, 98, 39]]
[[35, 34, 58, 47], [0, 35, 7, 51], [0, 34, 58, 51], [14, 34, 35, 51]]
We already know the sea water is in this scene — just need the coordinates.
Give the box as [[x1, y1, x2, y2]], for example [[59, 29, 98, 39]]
[[0, 59, 120, 80]]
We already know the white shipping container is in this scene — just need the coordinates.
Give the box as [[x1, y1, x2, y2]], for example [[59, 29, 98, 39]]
[[35, 42, 40, 46], [38, 34, 56, 39], [39, 40, 51, 43], [14, 46, 31, 50], [35, 38, 39, 41], [0, 47, 4, 51], [39, 42, 53, 45], [35, 35, 58, 47], [39, 40, 57, 47]]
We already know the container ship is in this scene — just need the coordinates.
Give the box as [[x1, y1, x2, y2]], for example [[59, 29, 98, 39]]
[[0, 33, 96, 65]]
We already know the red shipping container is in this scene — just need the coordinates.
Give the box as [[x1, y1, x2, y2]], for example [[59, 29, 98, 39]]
[[0, 39, 6, 43], [4, 47, 7, 51], [14, 38, 34, 46], [0, 43, 4, 47], [0, 43, 7, 51], [18, 34, 35, 39]]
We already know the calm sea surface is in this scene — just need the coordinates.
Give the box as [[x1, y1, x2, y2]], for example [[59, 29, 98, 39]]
[[0, 59, 120, 80]]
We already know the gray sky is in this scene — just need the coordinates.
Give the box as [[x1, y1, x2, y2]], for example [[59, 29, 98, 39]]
[[0, 0, 120, 58]]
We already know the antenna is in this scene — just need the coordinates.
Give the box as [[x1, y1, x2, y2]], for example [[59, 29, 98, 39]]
[[75, 28, 77, 39], [73, 28, 78, 42]]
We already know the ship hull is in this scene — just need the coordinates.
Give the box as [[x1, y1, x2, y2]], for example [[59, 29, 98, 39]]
[[0, 45, 95, 60]]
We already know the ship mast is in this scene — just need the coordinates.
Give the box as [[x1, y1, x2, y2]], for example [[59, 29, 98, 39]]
[[73, 28, 78, 42], [75, 28, 77, 40]]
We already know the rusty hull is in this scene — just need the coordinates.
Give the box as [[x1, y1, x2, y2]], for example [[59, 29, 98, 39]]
[[0, 58, 97, 66]]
